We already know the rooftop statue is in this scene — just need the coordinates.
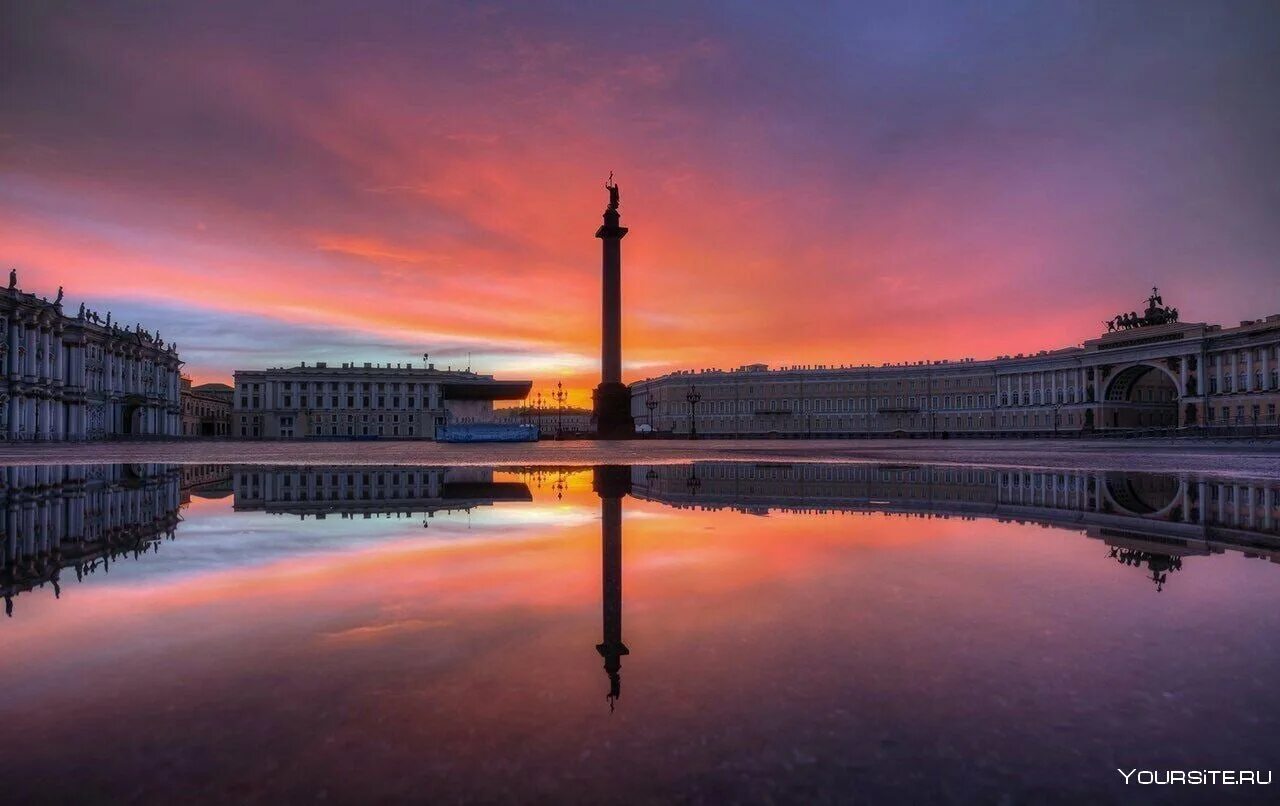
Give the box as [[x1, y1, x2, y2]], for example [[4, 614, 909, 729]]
[[606, 171, 619, 211], [7, 269, 15, 289]]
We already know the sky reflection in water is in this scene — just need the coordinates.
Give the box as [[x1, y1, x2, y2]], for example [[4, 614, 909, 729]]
[[1, 462, 1277, 803]]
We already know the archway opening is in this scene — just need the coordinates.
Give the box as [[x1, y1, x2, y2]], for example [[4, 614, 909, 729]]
[[1102, 472, 1181, 516], [1103, 365, 1179, 428], [120, 396, 146, 435]]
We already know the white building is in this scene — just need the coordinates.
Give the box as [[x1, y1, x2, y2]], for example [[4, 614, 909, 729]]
[[1, 274, 182, 440], [233, 361, 531, 439], [631, 291, 1280, 437], [492, 405, 595, 437]]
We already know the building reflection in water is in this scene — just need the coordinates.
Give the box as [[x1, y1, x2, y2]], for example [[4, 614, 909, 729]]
[[1, 463, 185, 616], [3, 461, 1278, 711], [631, 463, 1280, 595], [231, 466, 532, 518]]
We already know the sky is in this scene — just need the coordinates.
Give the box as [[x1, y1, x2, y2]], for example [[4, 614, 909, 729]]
[[3, 1, 1279, 400]]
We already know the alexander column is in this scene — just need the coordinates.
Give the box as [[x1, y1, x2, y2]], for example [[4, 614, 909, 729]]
[[593, 465, 631, 709], [593, 174, 635, 438]]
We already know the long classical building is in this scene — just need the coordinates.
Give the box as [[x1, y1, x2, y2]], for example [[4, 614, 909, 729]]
[[233, 361, 531, 439], [2, 275, 182, 440], [631, 290, 1280, 437]]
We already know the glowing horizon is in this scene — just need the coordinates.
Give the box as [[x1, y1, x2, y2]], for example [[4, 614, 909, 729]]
[[4, 2, 1278, 404]]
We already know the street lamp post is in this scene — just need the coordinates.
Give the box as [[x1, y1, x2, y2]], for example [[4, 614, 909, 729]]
[[645, 392, 658, 434], [686, 385, 701, 440], [553, 381, 568, 439], [686, 469, 701, 496], [1053, 402, 1063, 437], [534, 391, 544, 438]]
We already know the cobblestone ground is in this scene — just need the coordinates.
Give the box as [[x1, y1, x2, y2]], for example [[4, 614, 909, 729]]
[[2, 438, 1278, 478]]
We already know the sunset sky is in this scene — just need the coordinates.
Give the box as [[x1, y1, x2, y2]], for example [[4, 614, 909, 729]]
[[3, 1, 1279, 400]]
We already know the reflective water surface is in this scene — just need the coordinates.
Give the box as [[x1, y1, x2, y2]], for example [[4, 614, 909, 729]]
[[1, 462, 1278, 803]]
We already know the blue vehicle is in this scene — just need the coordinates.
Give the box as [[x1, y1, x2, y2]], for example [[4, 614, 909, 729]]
[[436, 423, 539, 443]]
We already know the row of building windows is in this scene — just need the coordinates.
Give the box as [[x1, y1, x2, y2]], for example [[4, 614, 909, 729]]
[[730, 376, 992, 395], [1205, 404, 1277, 423], [239, 471, 434, 488], [238, 393, 443, 410], [654, 411, 1084, 432], [1210, 346, 1280, 366], [652, 394, 997, 415], [1206, 371, 1279, 394], [239, 381, 432, 393]]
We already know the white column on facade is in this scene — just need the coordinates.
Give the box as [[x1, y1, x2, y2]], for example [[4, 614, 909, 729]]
[[44, 328, 53, 381], [36, 327, 47, 380], [1179, 358, 1188, 399], [24, 323, 36, 377], [1245, 349, 1254, 392], [6, 316, 18, 378]]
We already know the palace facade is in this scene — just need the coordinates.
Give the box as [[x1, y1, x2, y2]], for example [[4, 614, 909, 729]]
[[630, 290, 1280, 437], [233, 361, 531, 439], [1, 275, 183, 440], [1, 463, 183, 612]]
